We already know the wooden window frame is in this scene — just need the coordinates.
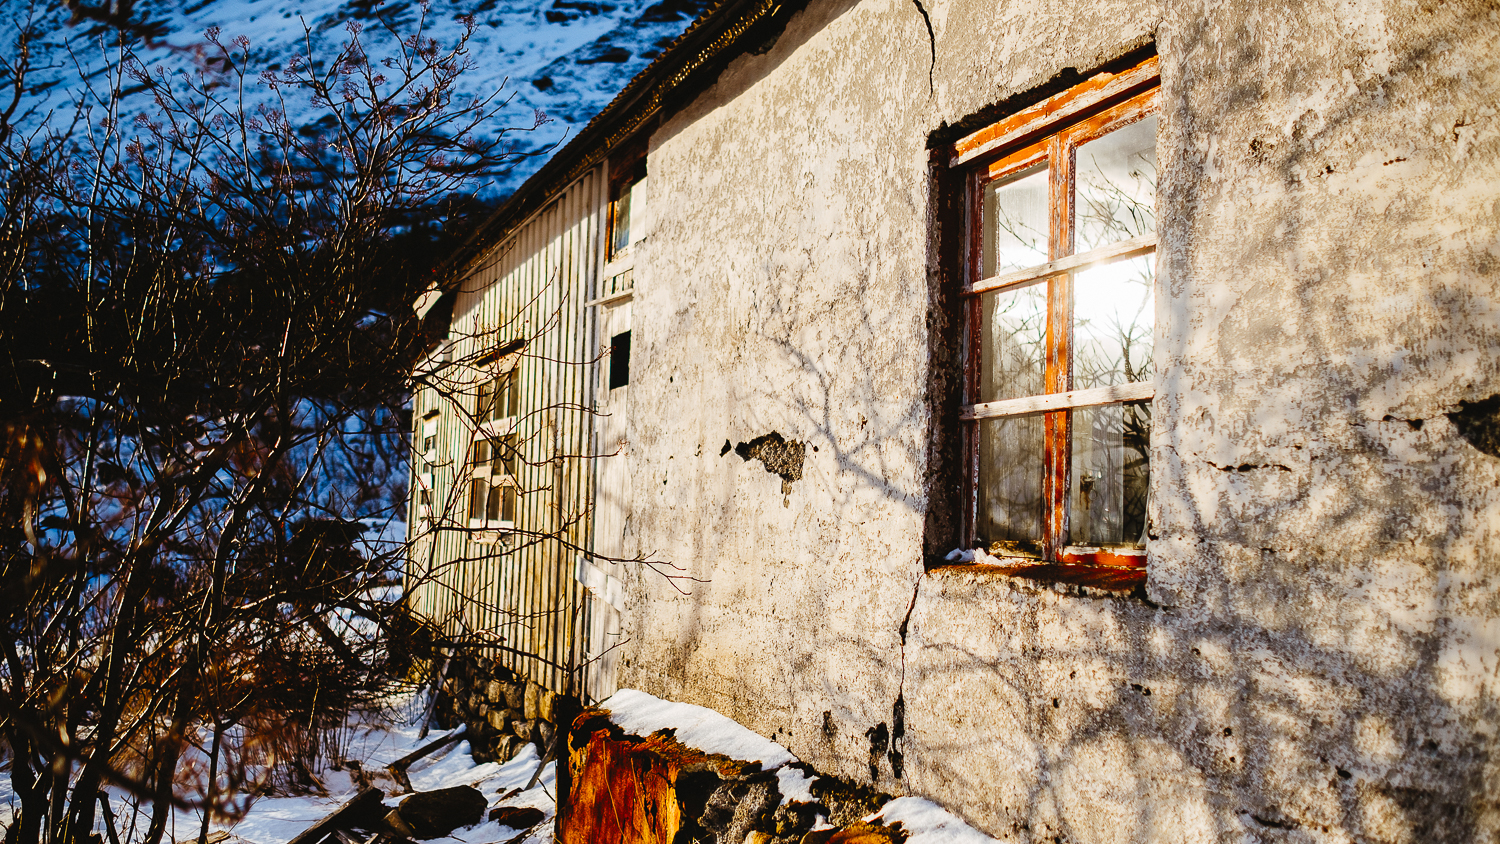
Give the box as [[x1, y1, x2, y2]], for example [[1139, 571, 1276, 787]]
[[952, 56, 1159, 571], [606, 155, 648, 264], [468, 362, 522, 535]]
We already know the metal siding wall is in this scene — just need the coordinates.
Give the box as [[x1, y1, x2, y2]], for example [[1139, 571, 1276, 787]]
[[406, 167, 605, 696]]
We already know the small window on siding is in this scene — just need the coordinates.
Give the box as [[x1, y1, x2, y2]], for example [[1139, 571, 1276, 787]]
[[609, 330, 631, 390], [608, 159, 648, 260]]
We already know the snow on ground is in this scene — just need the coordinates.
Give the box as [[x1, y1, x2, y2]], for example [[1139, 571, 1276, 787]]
[[215, 711, 559, 844], [1, 688, 1006, 844], [0, 695, 558, 844]]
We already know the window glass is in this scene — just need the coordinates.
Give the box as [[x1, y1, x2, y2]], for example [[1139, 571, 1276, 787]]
[[1069, 400, 1151, 548], [485, 482, 501, 521], [498, 370, 516, 419], [610, 177, 646, 258], [610, 188, 632, 256], [979, 281, 1047, 403], [982, 165, 1049, 277], [609, 330, 631, 390], [477, 380, 494, 422], [1071, 254, 1154, 391], [498, 435, 517, 477], [978, 415, 1045, 557], [628, 177, 648, 246], [501, 485, 517, 523], [1075, 116, 1157, 252], [468, 478, 486, 521]]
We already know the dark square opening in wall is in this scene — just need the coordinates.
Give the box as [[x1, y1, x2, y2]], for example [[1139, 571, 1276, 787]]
[[610, 330, 631, 390]]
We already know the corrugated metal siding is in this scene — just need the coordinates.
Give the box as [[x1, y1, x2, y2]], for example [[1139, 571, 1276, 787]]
[[407, 166, 608, 696]]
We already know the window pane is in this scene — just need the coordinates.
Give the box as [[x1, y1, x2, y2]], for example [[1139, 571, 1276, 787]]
[[501, 486, 516, 523], [500, 371, 517, 419], [473, 438, 490, 466], [1069, 401, 1151, 548], [1072, 255, 1155, 390], [485, 481, 501, 521], [980, 280, 1048, 403], [982, 165, 1049, 277], [1075, 115, 1157, 252], [499, 435, 517, 477], [468, 479, 486, 520], [609, 330, 631, 390], [628, 177, 648, 247], [477, 380, 494, 422], [610, 190, 632, 256], [977, 415, 1045, 557]]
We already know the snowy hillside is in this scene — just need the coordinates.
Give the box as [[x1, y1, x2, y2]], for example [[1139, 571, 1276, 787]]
[[6, 0, 710, 195]]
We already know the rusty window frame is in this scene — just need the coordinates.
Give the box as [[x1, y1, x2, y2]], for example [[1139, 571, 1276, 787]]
[[952, 56, 1159, 571]]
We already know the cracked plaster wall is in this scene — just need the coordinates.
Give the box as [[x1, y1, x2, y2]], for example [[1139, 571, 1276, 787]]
[[612, 0, 1500, 840]]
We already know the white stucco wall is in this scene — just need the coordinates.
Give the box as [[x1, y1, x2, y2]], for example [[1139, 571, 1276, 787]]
[[614, 0, 1500, 840]]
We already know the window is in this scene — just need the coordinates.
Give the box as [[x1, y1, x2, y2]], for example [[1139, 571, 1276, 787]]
[[469, 368, 521, 532], [952, 56, 1159, 568], [609, 330, 631, 390], [608, 159, 648, 260], [417, 410, 440, 523]]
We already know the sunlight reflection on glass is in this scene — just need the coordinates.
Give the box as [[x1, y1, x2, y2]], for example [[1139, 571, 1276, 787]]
[[1073, 255, 1154, 391]]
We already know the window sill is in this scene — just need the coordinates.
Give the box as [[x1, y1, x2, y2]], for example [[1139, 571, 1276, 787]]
[[938, 556, 1146, 594]]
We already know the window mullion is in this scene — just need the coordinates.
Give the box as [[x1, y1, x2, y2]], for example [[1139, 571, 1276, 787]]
[[1044, 135, 1074, 560]]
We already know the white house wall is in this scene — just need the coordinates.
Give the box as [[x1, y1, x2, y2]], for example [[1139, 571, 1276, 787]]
[[615, 0, 1500, 840]]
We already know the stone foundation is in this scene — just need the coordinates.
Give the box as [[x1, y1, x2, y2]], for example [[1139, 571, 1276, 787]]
[[428, 654, 575, 765]]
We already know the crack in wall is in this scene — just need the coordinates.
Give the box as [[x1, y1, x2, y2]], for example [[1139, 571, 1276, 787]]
[[889, 573, 921, 779], [1207, 460, 1292, 473], [909, 0, 935, 95]]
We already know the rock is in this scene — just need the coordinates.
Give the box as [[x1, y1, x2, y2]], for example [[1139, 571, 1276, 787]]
[[537, 720, 556, 748], [503, 682, 525, 711], [497, 735, 523, 761], [396, 786, 489, 839], [515, 719, 535, 742], [745, 833, 774, 844], [384, 808, 416, 839], [487, 680, 506, 702], [539, 688, 557, 722], [722, 780, 779, 844], [524, 682, 542, 720], [488, 806, 546, 830], [487, 709, 511, 733]]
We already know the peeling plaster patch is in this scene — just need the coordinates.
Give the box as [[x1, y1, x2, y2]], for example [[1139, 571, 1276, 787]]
[[729, 432, 806, 492], [1447, 394, 1500, 457]]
